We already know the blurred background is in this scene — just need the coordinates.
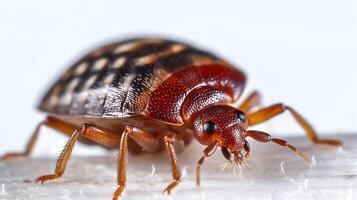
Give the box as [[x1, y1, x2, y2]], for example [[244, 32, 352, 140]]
[[1, 0, 356, 156]]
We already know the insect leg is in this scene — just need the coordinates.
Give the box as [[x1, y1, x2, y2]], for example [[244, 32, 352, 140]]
[[113, 127, 160, 199], [247, 103, 342, 146], [1, 117, 101, 160], [195, 141, 219, 187], [237, 91, 261, 113], [163, 135, 181, 195], [113, 126, 132, 200], [35, 123, 121, 184], [246, 130, 311, 163], [1, 120, 45, 160]]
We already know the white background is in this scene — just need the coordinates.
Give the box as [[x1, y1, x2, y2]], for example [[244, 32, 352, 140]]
[[1, 0, 356, 156]]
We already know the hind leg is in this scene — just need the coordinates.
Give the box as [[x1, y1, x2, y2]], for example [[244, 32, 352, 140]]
[[1, 121, 45, 160], [35, 122, 122, 184], [0, 117, 99, 160]]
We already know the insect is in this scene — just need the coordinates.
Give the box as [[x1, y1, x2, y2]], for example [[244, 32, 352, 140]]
[[1, 37, 342, 199]]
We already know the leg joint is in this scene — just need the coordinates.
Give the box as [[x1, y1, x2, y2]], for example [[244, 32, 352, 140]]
[[123, 126, 133, 135], [275, 103, 286, 110], [163, 135, 174, 144], [78, 124, 91, 133]]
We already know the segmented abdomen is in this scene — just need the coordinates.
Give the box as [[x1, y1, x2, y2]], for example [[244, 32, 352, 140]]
[[39, 38, 221, 118]]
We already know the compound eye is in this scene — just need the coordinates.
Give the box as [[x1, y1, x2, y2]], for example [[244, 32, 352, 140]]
[[203, 121, 216, 134], [236, 110, 247, 123]]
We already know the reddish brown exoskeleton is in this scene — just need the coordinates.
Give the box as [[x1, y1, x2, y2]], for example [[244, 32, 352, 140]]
[[1, 38, 342, 199]]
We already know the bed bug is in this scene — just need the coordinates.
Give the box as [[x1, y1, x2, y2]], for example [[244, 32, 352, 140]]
[[1, 37, 342, 199]]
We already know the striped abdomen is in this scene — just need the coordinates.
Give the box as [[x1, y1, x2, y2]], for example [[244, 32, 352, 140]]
[[39, 38, 222, 118]]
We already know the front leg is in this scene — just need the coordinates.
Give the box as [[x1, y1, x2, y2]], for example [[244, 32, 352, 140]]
[[247, 103, 342, 146]]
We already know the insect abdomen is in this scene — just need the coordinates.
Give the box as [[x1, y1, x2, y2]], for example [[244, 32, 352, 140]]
[[39, 38, 220, 118]]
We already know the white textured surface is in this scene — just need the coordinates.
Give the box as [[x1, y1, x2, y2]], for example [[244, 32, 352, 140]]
[[1, 134, 356, 200]]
